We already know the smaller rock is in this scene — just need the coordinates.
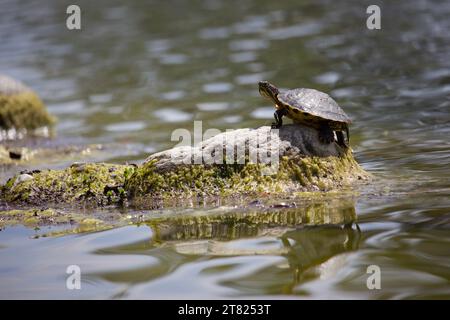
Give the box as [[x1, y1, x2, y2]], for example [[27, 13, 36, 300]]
[[9, 150, 22, 160], [16, 173, 34, 183], [70, 162, 86, 172], [13, 173, 34, 188], [0, 74, 56, 131]]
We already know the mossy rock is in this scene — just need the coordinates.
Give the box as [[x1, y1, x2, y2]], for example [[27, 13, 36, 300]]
[[0, 75, 55, 132], [0, 207, 134, 236], [126, 125, 370, 204], [1, 125, 370, 207], [1, 163, 134, 206]]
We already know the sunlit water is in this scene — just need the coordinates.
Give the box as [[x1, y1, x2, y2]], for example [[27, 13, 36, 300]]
[[0, 0, 449, 299]]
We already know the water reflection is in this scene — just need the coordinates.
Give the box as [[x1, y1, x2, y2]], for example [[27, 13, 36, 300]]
[[146, 199, 357, 243], [282, 225, 360, 288], [83, 200, 360, 298]]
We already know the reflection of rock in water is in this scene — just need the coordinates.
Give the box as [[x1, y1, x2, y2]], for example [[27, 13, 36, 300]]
[[281, 224, 361, 287], [145, 200, 360, 288], [146, 198, 356, 246]]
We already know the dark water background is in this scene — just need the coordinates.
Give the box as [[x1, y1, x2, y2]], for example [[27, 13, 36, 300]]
[[0, 0, 449, 299]]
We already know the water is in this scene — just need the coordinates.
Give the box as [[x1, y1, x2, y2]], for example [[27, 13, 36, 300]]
[[0, 0, 449, 299]]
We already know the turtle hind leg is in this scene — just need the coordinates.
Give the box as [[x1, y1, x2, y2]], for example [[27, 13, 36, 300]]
[[318, 123, 335, 144], [336, 124, 350, 148], [345, 125, 350, 144], [336, 131, 348, 148], [271, 108, 288, 129]]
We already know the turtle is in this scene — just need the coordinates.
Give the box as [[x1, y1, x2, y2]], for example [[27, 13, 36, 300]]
[[258, 81, 351, 147]]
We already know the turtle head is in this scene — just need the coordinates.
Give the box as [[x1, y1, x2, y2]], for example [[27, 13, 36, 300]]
[[258, 81, 279, 103]]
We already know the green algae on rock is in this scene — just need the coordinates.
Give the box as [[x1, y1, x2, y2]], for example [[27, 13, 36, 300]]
[[126, 125, 370, 202], [0, 207, 135, 236], [1, 163, 134, 206], [1, 125, 369, 207], [0, 75, 55, 134], [0, 208, 98, 229]]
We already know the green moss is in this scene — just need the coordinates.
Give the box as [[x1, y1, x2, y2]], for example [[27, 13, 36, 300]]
[[126, 149, 370, 205], [3, 175, 16, 189], [1, 209, 56, 228], [1, 149, 369, 207], [0, 92, 55, 130], [0, 208, 132, 236], [1, 163, 134, 206]]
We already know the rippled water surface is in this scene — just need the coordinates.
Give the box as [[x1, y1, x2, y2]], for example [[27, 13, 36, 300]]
[[0, 0, 449, 299]]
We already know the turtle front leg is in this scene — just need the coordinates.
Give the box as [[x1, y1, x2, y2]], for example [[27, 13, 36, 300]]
[[318, 123, 335, 144], [271, 108, 288, 129]]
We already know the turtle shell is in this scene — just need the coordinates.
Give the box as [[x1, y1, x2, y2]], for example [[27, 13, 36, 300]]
[[278, 88, 351, 124]]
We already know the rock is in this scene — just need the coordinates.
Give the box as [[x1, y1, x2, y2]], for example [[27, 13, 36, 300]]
[[70, 162, 87, 172], [1, 124, 370, 207], [14, 173, 34, 186], [8, 150, 22, 160], [147, 125, 344, 170], [0, 75, 55, 135], [126, 124, 370, 202], [1, 163, 133, 206], [0, 208, 127, 235]]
